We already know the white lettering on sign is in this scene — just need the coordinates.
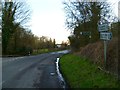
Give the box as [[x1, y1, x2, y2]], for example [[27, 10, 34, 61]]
[[100, 32, 112, 40], [98, 23, 109, 32]]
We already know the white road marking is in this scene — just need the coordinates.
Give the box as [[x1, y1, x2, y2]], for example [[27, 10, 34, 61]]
[[56, 58, 66, 88], [3, 57, 24, 63]]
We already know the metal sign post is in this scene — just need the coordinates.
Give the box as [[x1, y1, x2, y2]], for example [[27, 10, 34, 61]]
[[104, 40, 107, 68], [100, 32, 112, 40], [98, 22, 112, 69], [98, 23, 109, 32]]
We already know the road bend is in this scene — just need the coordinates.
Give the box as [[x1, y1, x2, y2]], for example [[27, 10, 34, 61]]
[[2, 50, 69, 88]]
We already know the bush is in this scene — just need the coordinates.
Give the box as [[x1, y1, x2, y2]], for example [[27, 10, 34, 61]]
[[75, 37, 118, 75]]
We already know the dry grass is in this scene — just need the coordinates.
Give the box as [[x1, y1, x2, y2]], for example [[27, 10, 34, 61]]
[[75, 37, 118, 75]]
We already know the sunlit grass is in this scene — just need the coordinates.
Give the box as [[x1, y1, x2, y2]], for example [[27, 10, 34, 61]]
[[32, 48, 61, 55]]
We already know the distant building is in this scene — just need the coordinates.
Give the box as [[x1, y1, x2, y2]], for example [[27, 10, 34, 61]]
[[56, 44, 62, 48], [56, 44, 68, 48]]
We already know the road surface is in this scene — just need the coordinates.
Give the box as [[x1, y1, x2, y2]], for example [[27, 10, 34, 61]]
[[2, 50, 69, 89]]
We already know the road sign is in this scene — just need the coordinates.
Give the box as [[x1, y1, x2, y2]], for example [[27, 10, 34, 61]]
[[98, 23, 109, 32], [80, 31, 91, 36], [100, 32, 112, 40]]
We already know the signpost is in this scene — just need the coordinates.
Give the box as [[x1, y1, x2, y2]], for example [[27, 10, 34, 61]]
[[98, 23, 109, 32], [98, 23, 112, 69], [80, 31, 91, 36], [100, 32, 112, 40], [80, 31, 91, 43]]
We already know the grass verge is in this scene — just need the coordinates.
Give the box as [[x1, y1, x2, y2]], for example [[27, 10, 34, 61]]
[[32, 48, 61, 55], [60, 54, 120, 88]]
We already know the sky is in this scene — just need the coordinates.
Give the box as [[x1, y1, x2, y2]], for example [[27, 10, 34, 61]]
[[27, 0, 70, 44], [27, 0, 118, 44]]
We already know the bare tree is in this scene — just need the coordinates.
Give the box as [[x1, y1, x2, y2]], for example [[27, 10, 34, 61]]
[[13, 0, 31, 28], [63, 0, 112, 30], [63, 0, 114, 49], [2, 0, 31, 54]]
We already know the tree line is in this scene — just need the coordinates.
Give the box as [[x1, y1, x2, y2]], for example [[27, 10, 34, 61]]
[[63, 0, 118, 51], [2, 1, 56, 55]]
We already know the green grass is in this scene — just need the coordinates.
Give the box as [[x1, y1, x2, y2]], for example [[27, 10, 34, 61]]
[[32, 49, 48, 55], [32, 48, 62, 55], [60, 54, 120, 88]]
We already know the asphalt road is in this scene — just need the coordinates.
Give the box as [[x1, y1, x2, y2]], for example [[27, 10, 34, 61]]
[[2, 50, 69, 89]]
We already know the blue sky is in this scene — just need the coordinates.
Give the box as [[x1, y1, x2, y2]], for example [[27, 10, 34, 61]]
[[27, 0, 118, 44]]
